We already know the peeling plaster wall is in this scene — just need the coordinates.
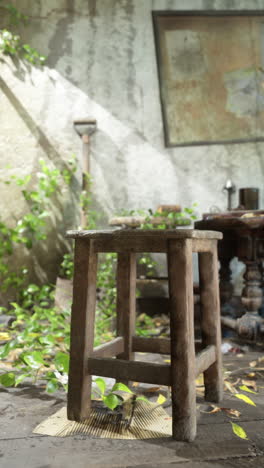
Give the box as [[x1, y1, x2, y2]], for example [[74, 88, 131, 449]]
[[1, 0, 264, 287]]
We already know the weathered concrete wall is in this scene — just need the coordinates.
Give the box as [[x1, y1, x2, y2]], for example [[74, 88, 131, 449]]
[[1, 0, 264, 287]]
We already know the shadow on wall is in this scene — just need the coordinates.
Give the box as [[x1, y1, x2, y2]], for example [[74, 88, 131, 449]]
[[0, 75, 74, 172], [1, 2, 203, 213], [13, 1, 160, 143]]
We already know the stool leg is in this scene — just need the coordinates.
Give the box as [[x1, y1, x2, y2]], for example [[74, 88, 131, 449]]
[[116, 253, 136, 382], [67, 238, 98, 421], [199, 246, 223, 403], [168, 239, 196, 442]]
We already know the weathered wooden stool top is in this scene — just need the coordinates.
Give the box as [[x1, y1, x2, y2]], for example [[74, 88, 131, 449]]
[[66, 229, 222, 253], [66, 228, 222, 240]]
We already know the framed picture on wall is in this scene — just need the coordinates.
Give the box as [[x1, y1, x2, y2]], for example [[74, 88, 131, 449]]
[[153, 11, 264, 147]]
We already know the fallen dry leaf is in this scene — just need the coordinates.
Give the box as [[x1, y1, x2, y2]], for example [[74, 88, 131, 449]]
[[141, 386, 161, 393], [0, 362, 14, 371], [224, 380, 238, 394], [239, 384, 257, 394], [250, 360, 257, 368], [233, 378, 241, 386], [200, 404, 221, 414], [0, 332, 11, 341], [235, 393, 256, 406], [156, 394, 167, 405], [222, 408, 241, 418], [231, 422, 248, 440], [200, 405, 241, 418], [132, 381, 139, 387], [242, 379, 257, 391], [246, 372, 256, 378], [6, 348, 23, 362]]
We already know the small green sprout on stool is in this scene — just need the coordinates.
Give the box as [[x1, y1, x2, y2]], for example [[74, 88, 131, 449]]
[[92, 378, 149, 426]]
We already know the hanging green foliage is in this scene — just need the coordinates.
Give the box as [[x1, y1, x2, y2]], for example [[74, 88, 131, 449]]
[[0, 1, 46, 64]]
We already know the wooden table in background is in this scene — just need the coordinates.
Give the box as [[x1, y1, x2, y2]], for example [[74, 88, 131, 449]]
[[195, 211, 264, 336]]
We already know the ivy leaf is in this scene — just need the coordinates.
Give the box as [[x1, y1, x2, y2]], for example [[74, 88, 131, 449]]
[[231, 422, 248, 440], [234, 394, 256, 406], [46, 379, 59, 393], [54, 352, 69, 373], [15, 373, 29, 387], [94, 378, 106, 396], [22, 351, 45, 368], [136, 396, 149, 404], [39, 335, 55, 345], [111, 382, 132, 393], [0, 372, 16, 387], [103, 394, 122, 411], [0, 340, 18, 359], [26, 284, 39, 294]]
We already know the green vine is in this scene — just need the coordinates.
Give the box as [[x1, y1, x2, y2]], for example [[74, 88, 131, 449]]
[[0, 1, 46, 64], [0, 158, 77, 392], [0, 160, 156, 392], [0, 157, 77, 295]]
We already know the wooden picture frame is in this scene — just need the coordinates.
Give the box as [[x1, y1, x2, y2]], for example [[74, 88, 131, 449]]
[[153, 11, 264, 147]]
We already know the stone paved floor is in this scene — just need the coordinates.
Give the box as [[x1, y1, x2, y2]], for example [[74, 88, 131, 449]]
[[1, 347, 264, 468]]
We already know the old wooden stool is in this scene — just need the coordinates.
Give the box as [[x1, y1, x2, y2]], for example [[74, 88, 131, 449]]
[[66, 229, 223, 441]]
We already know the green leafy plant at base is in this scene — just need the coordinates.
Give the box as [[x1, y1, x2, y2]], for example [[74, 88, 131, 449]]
[[93, 378, 148, 411], [0, 158, 77, 392], [0, 159, 155, 392], [0, 157, 77, 297], [0, 1, 46, 64], [0, 283, 70, 392]]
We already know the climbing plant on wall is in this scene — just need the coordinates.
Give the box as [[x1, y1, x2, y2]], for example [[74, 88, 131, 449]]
[[0, 1, 46, 64], [0, 160, 157, 393]]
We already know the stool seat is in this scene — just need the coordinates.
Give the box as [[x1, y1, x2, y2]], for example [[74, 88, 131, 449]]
[[66, 228, 223, 441]]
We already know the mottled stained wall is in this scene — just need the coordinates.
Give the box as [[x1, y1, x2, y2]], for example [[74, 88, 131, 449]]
[[0, 0, 264, 285]]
